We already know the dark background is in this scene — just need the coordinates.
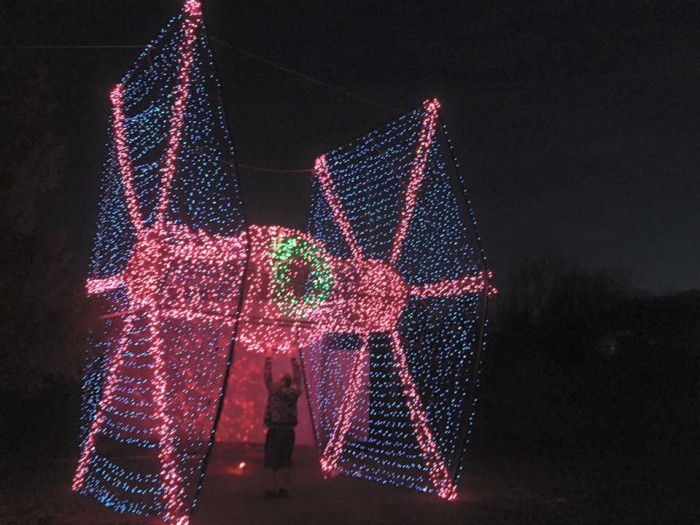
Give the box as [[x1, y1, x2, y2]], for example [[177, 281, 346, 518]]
[[1, 1, 698, 520], [7, 1, 700, 292]]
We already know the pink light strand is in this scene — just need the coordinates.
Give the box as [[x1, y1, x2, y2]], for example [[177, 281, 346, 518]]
[[389, 331, 457, 500], [72, 315, 135, 492], [165, 308, 234, 325], [155, 0, 202, 228], [313, 156, 363, 259], [110, 84, 144, 232], [86, 274, 125, 295], [389, 99, 441, 266], [146, 312, 188, 523], [151, 4, 202, 521], [410, 271, 497, 298], [320, 336, 368, 473]]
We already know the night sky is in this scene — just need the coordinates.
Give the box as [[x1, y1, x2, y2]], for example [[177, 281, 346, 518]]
[[13, 0, 700, 294]]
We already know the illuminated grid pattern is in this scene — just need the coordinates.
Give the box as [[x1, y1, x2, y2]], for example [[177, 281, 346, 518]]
[[75, 1, 494, 520], [73, 2, 247, 523], [304, 100, 493, 500]]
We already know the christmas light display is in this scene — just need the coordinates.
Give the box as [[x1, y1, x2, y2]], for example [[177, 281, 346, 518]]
[[304, 99, 493, 501], [270, 234, 333, 317], [75, 1, 493, 522], [74, 2, 248, 523], [234, 225, 329, 355]]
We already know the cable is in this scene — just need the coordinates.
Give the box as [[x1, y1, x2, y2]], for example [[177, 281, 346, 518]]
[[238, 163, 312, 174], [216, 155, 312, 173], [20, 39, 401, 115], [22, 44, 145, 49], [208, 35, 401, 115]]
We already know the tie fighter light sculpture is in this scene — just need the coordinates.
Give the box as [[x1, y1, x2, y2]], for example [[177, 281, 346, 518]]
[[73, 1, 494, 523], [305, 99, 493, 500]]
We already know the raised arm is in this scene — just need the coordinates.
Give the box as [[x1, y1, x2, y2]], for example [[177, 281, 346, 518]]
[[264, 356, 273, 391], [291, 357, 302, 392]]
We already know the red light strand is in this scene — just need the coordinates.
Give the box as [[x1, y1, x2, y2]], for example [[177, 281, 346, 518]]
[[147, 312, 187, 523], [410, 271, 497, 298], [313, 156, 363, 259], [86, 275, 125, 295], [72, 315, 134, 492], [320, 335, 368, 473], [156, 0, 202, 229], [389, 331, 457, 500], [389, 98, 440, 265], [110, 84, 144, 232]]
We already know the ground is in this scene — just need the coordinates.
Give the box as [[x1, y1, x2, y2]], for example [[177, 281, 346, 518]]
[[0, 443, 695, 525]]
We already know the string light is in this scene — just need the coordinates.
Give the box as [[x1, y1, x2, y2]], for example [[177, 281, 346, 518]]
[[270, 234, 333, 317], [304, 99, 494, 500], [75, 1, 493, 521], [74, 2, 248, 523]]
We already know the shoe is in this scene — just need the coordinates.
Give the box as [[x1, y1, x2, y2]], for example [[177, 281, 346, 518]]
[[277, 488, 289, 499], [264, 489, 277, 500]]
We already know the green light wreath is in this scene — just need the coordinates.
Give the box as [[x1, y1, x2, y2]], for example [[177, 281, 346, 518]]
[[269, 234, 333, 317]]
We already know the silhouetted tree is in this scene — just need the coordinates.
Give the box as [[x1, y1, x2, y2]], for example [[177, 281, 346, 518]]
[[496, 257, 630, 358], [0, 34, 85, 390]]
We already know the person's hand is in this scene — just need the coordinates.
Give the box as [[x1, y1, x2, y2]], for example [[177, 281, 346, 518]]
[[264, 347, 274, 358]]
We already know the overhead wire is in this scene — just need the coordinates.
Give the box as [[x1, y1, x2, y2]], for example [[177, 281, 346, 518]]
[[20, 40, 397, 174], [20, 39, 644, 235], [22, 40, 401, 114], [208, 35, 401, 115]]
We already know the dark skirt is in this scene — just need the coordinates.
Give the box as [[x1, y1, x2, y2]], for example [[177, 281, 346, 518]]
[[263, 426, 295, 471]]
